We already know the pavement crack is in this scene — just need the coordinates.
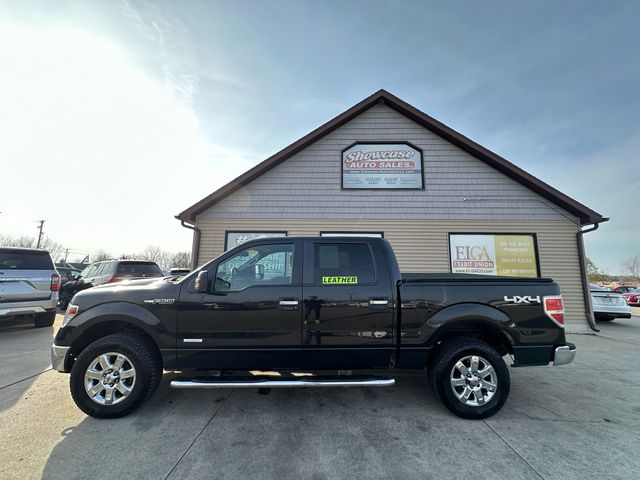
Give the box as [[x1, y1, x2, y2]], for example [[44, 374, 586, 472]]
[[0, 368, 52, 391], [161, 389, 233, 480], [595, 333, 640, 347], [483, 419, 545, 480]]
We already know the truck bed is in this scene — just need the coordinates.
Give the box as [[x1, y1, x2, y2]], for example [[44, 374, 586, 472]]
[[401, 272, 554, 283]]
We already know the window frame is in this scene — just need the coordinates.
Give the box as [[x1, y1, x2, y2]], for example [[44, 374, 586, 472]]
[[224, 231, 288, 251], [319, 231, 384, 238]]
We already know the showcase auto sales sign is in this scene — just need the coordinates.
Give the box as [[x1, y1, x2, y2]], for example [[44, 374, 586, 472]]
[[342, 143, 423, 189]]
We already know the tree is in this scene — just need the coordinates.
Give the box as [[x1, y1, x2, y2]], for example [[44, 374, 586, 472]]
[[93, 250, 112, 262], [138, 245, 163, 263], [586, 257, 608, 283], [40, 237, 66, 261], [622, 254, 640, 280], [0, 234, 65, 261], [0, 234, 35, 248], [171, 251, 191, 268]]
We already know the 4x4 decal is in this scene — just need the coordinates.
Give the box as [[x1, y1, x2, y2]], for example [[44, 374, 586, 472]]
[[503, 295, 541, 304]]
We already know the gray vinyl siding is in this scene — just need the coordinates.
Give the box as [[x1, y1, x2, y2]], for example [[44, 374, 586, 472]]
[[194, 218, 588, 333], [199, 104, 578, 223], [194, 103, 589, 332]]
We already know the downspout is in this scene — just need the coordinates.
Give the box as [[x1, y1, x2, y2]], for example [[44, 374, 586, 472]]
[[577, 219, 608, 332], [179, 219, 201, 270]]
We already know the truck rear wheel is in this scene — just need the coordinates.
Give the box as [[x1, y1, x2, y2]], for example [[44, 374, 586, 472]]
[[428, 337, 510, 419], [70, 333, 162, 418]]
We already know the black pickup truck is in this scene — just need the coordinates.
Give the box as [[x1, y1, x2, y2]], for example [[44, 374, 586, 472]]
[[51, 237, 575, 419]]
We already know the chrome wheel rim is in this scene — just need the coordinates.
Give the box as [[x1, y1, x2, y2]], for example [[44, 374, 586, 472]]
[[84, 352, 136, 406], [450, 355, 497, 407]]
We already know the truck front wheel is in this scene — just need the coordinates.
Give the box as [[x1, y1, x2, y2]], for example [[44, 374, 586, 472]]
[[428, 337, 510, 419], [69, 333, 162, 418]]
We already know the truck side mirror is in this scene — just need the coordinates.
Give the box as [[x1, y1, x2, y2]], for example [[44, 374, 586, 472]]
[[255, 264, 264, 280], [194, 271, 209, 293]]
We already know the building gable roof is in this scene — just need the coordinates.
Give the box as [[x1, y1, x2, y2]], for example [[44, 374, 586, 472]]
[[177, 89, 604, 225]]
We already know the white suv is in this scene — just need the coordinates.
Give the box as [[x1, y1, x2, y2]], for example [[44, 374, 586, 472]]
[[0, 247, 61, 327]]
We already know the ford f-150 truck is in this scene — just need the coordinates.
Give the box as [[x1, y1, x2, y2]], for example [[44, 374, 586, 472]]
[[51, 237, 575, 419]]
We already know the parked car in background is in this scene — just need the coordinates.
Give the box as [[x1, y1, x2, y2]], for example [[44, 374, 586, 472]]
[[58, 260, 163, 309], [590, 284, 631, 321], [56, 266, 82, 285], [612, 285, 638, 294], [622, 288, 640, 306], [0, 247, 60, 327], [169, 268, 190, 276]]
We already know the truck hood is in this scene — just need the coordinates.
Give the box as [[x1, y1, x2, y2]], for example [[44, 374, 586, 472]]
[[72, 277, 180, 308]]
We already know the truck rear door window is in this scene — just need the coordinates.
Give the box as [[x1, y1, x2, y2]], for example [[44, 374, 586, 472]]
[[314, 243, 375, 285]]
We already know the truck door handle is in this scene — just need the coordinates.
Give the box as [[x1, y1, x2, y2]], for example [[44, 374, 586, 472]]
[[369, 298, 389, 306], [369, 298, 390, 310], [279, 298, 299, 310]]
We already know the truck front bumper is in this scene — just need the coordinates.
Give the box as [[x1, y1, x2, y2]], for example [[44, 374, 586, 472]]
[[51, 344, 71, 372], [553, 342, 576, 366]]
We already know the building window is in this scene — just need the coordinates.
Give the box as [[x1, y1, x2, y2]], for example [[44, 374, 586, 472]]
[[225, 232, 287, 251], [320, 232, 383, 238], [448, 233, 540, 278]]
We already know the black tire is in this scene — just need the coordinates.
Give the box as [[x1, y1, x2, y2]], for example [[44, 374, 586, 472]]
[[428, 337, 510, 419], [70, 333, 162, 418], [34, 311, 56, 328]]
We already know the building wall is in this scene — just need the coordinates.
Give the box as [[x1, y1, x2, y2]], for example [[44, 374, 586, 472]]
[[194, 218, 588, 333], [199, 104, 578, 223], [193, 103, 589, 332]]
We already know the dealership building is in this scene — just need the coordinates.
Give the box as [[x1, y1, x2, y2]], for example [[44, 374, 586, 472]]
[[177, 90, 605, 333]]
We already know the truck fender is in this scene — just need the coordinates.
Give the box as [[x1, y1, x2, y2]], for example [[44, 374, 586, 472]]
[[58, 302, 167, 348], [425, 302, 513, 348]]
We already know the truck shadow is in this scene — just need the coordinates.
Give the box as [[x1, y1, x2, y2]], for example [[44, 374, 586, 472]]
[[39, 373, 450, 480], [0, 316, 56, 414]]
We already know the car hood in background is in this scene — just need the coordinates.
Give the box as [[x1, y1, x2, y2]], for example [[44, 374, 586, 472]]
[[72, 277, 179, 308]]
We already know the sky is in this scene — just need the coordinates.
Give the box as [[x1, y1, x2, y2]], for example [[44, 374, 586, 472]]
[[0, 0, 638, 272]]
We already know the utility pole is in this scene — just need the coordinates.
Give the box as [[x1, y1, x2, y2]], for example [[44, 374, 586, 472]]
[[36, 220, 45, 249], [64, 248, 69, 262]]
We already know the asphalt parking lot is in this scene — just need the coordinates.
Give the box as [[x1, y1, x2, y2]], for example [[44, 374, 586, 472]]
[[1, 310, 639, 480]]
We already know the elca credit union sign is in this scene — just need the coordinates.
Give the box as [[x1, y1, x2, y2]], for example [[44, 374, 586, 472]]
[[449, 234, 539, 278], [342, 143, 423, 189]]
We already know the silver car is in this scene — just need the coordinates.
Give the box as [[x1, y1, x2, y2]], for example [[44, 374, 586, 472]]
[[590, 284, 632, 322], [0, 247, 60, 327]]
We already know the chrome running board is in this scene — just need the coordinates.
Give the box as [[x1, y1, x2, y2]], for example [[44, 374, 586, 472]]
[[170, 375, 395, 389]]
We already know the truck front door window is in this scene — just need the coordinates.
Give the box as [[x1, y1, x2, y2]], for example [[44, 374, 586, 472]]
[[216, 244, 295, 291]]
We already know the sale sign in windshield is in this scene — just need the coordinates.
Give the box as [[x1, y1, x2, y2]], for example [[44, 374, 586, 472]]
[[342, 143, 423, 189], [449, 234, 539, 277]]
